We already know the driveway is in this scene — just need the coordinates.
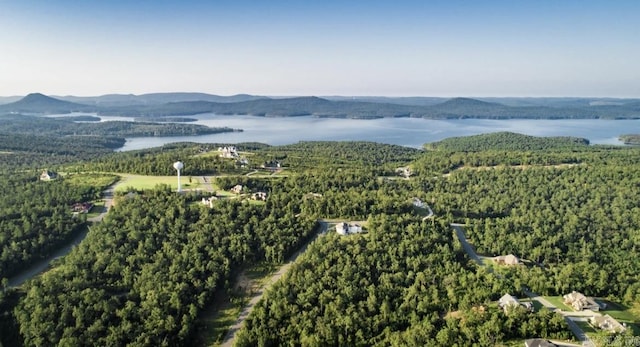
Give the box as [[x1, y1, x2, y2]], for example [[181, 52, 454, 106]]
[[451, 224, 482, 265]]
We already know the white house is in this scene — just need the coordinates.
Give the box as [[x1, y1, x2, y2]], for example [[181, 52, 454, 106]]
[[336, 222, 363, 235], [493, 254, 520, 266], [40, 170, 58, 181], [498, 293, 532, 313], [524, 339, 557, 347], [219, 146, 238, 158], [201, 196, 218, 208], [231, 185, 243, 194]]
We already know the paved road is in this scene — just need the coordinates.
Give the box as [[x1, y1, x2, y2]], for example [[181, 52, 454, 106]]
[[7, 184, 116, 287], [88, 184, 116, 222], [220, 221, 328, 347], [451, 224, 483, 265]]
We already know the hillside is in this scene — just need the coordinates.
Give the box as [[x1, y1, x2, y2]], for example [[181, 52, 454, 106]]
[[425, 131, 590, 151], [3, 93, 640, 119], [103, 96, 640, 119], [0, 93, 95, 114], [58, 92, 267, 107]]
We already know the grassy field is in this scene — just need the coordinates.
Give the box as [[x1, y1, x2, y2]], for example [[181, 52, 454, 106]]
[[115, 175, 202, 192], [544, 296, 575, 311], [65, 172, 119, 188]]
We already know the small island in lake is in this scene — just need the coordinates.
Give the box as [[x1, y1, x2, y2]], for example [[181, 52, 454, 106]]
[[620, 134, 640, 145]]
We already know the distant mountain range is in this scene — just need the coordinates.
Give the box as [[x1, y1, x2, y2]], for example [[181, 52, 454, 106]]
[[1, 92, 639, 119]]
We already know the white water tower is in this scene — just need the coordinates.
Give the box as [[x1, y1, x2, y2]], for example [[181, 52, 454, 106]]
[[173, 161, 184, 192]]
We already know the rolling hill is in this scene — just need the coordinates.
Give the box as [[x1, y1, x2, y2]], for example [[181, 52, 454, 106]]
[[2, 92, 640, 119], [0, 93, 95, 114]]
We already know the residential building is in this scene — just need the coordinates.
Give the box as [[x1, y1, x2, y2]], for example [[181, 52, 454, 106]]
[[219, 146, 238, 158], [40, 170, 58, 181], [251, 192, 267, 201], [336, 222, 363, 235], [231, 185, 243, 194], [498, 293, 533, 313], [524, 339, 557, 347], [563, 291, 600, 311], [493, 254, 520, 265], [201, 196, 218, 208], [71, 202, 93, 214], [590, 314, 626, 333]]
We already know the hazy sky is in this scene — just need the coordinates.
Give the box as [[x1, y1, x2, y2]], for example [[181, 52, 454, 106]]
[[1, 0, 639, 97]]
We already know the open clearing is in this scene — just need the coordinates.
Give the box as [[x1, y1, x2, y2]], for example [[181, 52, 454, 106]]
[[115, 175, 202, 191]]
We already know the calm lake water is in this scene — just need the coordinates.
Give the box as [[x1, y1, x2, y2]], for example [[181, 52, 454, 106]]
[[115, 114, 640, 151]]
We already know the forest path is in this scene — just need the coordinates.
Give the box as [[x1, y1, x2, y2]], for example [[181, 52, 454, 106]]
[[219, 221, 328, 347]]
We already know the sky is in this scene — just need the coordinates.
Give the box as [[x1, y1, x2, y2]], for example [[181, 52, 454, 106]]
[[0, 0, 639, 97]]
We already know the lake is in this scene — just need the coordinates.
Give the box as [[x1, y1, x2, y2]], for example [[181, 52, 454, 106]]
[[114, 114, 639, 151]]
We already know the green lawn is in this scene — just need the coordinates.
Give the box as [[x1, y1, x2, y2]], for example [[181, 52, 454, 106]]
[[575, 321, 598, 334], [544, 296, 574, 311], [115, 175, 201, 192], [521, 298, 544, 312], [86, 200, 106, 219], [599, 301, 640, 323]]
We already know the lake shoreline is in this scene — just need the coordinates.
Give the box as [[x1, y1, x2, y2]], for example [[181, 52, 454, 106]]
[[111, 114, 637, 151]]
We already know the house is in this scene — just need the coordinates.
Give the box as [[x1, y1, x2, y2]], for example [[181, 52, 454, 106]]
[[251, 192, 267, 201], [563, 291, 600, 311], [231, 185, 243, 194], [590, 314, 626, 333], [201, 196, 218, 208], [395, 166, 412, 178], [237, 157, 249, 167], [71, 202, 93, 214], [336, 222, 363, 236], [493, 254, 520, 265], [412, 198, 424, 208], [498, 293, 533, 313], [40, 170, 58, 181], [524, 339, 557, 347], [261, 160, 281, 170], [219, 146, 238, 158]]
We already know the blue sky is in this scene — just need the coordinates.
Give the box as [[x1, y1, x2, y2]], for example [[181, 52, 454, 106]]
[[0, 0, 639, 97]]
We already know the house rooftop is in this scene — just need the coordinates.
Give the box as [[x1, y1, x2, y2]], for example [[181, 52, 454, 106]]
[[524, 338, 557, 347]]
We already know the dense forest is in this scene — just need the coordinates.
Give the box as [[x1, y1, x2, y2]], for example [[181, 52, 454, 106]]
[[0, 133, 639, 346], [425, 131, 590, 151], [0, 173, 117, 281], [0, 114, 235, 137], [13, 188, 317, 346], [236, 216, 570, 346]]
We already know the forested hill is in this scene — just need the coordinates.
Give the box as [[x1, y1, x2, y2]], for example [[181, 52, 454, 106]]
[[425, 132, 590, 151], [0, 93, 94, 113], [3, 93, 640, 119]]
